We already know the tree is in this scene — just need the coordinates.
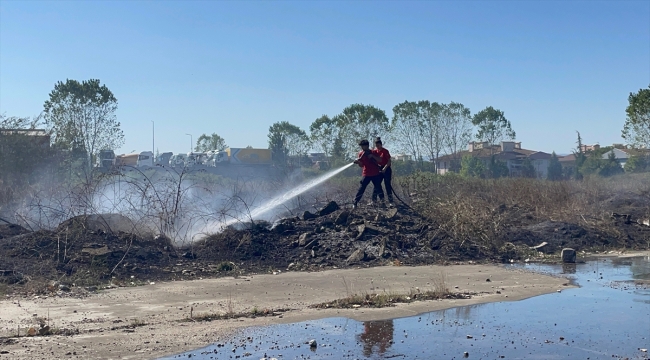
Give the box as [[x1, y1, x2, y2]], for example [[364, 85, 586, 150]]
[[391, 101, 422, 162], [0, 114, 41, 129], [441, 102, 473, 158], [580, 147, 624, 177], [419, 101, 445, 165], [42, 79, 123, 168], [520, 158, 536, 178], [337, 104, 390, 159], [622, 86, 650, 148], [573, 131, 587, 180], [472, 106, 516, 147], [195, 133, 227, 152], [624, 155, 647, 173], [309, 115, 339, 157], [268, 121, 310, 166], [547, 152, 563, 180], [460, 154, 485, 178], [488, 156, 510, 178]]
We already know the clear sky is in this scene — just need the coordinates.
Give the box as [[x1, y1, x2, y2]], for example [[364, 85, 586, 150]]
[[1, 1, 648, 156]]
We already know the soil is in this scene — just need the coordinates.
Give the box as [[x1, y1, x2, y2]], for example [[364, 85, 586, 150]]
[[0, 264, 571, 360], [0, 200, 648, 294]]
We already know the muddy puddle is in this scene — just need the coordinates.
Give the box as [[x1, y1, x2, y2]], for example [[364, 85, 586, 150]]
[[162, 256, 650, 360]]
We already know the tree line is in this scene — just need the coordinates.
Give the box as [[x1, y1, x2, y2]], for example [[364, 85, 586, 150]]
[[2, 79, 649, 176]]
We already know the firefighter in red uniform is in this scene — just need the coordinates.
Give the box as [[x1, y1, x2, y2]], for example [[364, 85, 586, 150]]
[[372, 137, 394, 206], [353, 139, 384, 208]]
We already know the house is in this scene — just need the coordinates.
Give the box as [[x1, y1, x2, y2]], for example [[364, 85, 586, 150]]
[[601, 148, 630, 168], [435, 141, 552, 178], [558, 154, 576, 174], [393, 154, 413, 161]]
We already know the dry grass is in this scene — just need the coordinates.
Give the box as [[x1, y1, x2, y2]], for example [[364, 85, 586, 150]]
[[311, 271, 469, 309]]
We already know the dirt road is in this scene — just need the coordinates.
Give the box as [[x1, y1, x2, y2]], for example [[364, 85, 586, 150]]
[[0, 264, 570, 360]]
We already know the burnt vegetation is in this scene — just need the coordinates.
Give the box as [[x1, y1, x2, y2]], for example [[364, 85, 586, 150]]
[[1, 170, 649, 295]]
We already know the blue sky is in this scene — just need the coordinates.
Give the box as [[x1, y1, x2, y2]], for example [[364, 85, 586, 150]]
[[1, 1, 648, 155]]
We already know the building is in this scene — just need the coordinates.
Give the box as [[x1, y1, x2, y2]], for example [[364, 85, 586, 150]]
[[393, 154, 413, 161], [435, 141, 552, 178]]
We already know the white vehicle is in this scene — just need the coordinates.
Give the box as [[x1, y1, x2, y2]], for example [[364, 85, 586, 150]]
[[137, 151, 154, 167], [186, 152, 206, 166], [170, 153, 187, 167], [203, 150, 227, 166]]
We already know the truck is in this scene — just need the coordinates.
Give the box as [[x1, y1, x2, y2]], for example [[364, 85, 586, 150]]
[[137, 151, 154, 167], [115, 153, 139, 167], [155, 152, 173, 166], [98, 150, 116, 168], [212, 148, 272, 165]]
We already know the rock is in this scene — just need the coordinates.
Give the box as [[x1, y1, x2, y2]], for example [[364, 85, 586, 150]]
[[27, 327, 36, 336], [334, 211, 350, 225], [58, 284, 71, 292], [308, 339, 317, 348], [38, 325, 51, 336], [386, 208, 399, 219], [347, 249, 364, 263], [561, 248, 576, 263], [298, 233, 310, 246], [464, 352, 469, 358], [302, 211, 317, 220], [364, 245, 382, 261], [318, 201, 339, 216], [466, 335, 473, 339]]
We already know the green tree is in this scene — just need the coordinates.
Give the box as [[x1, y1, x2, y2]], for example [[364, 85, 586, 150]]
[[622, 86, 650, 148], [472, 106, 516, 147], [547, 152, 563, 180], [42, 79, 123, 168], [599, 151, 624, 177], [268, 121, 310, 166], [580, 147, 624, 177], [309, 115, 340, 158], [573, 131, 587, 180], [520, 158, 536, 178], [624, 155, 647, 173], [487, 156, 510, 178], [460, 154, 485, 178], [337, 104, 390, 159], [195, 133, 227, 152]]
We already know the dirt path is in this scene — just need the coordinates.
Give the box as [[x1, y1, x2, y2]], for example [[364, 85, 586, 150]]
[[0, 264, 570, 360]]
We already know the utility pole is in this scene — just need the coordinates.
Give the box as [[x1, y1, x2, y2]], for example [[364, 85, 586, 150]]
[[152, 120, 155, 155], [186, 133, 192, 152]]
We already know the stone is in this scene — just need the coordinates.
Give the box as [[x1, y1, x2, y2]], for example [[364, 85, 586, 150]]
[[308, 339, 317, 348], [58, 284, 71, 292], [38, 325, 51, 336], [318, 201, 339, 216], [302, 211, 317, 221], [298, 233, 310, 246], [346, 249, 364, 263], [334, 211, 350, 225], [386, 208, 399, 219], [561, 248, 576, 263], [27, 327, 36, 336]]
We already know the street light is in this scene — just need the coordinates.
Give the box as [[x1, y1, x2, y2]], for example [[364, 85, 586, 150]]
[[186, 133, 192, 152], [151, 121, 155, 154]]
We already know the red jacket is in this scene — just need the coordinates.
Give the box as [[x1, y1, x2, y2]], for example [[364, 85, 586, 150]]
[[373, 148, 391, 167], [357, 150, 381, 177]]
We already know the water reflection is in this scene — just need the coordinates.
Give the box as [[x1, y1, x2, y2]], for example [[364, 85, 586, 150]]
[[561, 263, 576, 274], [357, 320, 393, 356]]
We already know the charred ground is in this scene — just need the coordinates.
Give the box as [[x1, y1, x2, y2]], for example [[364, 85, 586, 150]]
[[1, 174, 649, 295]]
